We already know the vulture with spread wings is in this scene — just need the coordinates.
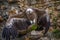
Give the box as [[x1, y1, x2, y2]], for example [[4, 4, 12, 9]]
[[2, 7, 50, 40]]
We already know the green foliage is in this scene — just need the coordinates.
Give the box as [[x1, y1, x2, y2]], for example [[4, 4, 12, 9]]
[[31, 24, 37, 30], [27, 24, 37, 33], [52, 29, 60, 38]]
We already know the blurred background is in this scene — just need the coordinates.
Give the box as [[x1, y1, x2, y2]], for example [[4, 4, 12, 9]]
[[0, 0, 60, 40]]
